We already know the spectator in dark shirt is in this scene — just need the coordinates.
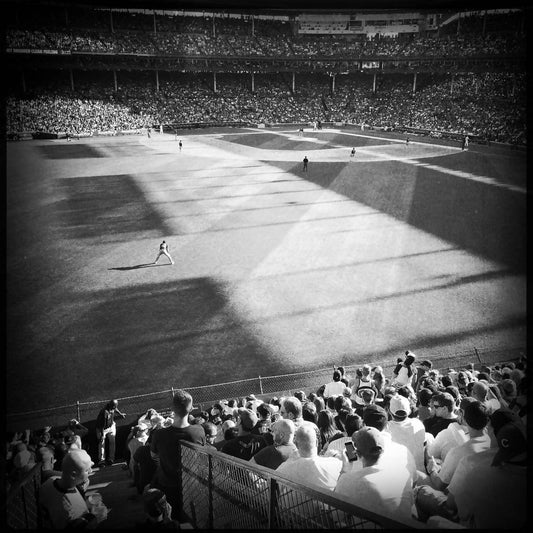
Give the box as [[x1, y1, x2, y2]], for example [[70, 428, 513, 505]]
[[95, 399, 126, 467], [250, 418, 297, 470], [423, 392, 458, 438], [220, 408, 268, 461], [150, 389, 206, 522]]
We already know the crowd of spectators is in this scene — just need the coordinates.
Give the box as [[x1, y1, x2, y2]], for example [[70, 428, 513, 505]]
[[6, 352, 527, 528], [6, 26, 525, 58], [6, 70, 526, 144]]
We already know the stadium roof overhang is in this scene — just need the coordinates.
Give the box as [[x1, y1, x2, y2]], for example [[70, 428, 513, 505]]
[[7, 0, 511, 16]]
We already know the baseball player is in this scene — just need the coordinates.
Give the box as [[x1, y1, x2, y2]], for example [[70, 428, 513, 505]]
[[154, 240, 174, 265]]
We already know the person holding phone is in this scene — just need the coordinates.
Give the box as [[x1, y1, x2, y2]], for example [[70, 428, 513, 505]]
[[334, 427, 415, 522], [321, 414, 363, 476]]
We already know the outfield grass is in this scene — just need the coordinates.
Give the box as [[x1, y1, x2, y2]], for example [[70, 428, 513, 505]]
[[6, 128, 526, 426]]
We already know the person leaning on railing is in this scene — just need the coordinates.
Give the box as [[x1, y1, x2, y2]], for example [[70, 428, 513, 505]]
[[95, 399, 127, 468]]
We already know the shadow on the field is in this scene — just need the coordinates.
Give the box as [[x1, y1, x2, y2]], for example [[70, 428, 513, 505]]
[[108, 263, 168, 270], [265, 157, 526, 272], [53, 174, 172, 240], [7, 276, 285, 416]]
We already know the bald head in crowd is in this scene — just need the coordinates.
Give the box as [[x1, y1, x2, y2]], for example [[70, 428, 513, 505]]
[[272, 418, 296, 446], [293, 422, 319, 457], [60, 450, 93, 489]]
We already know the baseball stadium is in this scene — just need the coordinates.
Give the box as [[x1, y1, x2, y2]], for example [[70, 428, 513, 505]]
[[5, 1, 527, 529]]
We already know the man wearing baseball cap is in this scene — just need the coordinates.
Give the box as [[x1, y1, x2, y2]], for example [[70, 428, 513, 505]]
[[361, 404, 418, 484], [387, 393, 427, 472], [220, 408, 268, 461], [335, 427, 415, 523], [415, 409, 526, 528]]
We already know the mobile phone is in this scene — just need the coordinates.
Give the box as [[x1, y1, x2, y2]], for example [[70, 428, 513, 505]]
[[344, 441, 358, 462]]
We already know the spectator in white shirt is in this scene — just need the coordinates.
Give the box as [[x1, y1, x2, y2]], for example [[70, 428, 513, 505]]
[[323, 369, 346, 399], [425, 397, 473, 466], [335, 427, 415, 523], [387, 393, 428, 472], [418, 400, 491, 497], [276, 422, 342, 491]]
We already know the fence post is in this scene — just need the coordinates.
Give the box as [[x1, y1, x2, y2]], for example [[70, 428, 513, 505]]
[[474, 347, 482, 366], [76, 401, 80, 422], [268, 477, 277, 529], [171, 387, 174, 400], [208, 454, 213, 529], [258, 375, 264, 395]]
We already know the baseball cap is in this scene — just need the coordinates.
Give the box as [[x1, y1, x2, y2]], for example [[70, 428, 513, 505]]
[[500, 379, 517, 396], [492, 421, 527, 466], [143, 487, 169, 518], [362, 405, 388, 429], [490, 408, 522, 436], [237, 408, 258, 431], [389, 394, 411, 420], [404, 351, 416, 364], [352, 427, 385, 458]]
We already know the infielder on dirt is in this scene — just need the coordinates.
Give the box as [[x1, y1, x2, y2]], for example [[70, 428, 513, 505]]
[[153, 240, 174, 265]]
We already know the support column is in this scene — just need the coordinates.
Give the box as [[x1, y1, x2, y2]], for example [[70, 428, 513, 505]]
[[251, 72, 255, 92], [212, 15, 215, 37], [251, 15, 254, 36], [110, 10, 113, 32], [113, 70, 117, 92], [456, 15, 460, 35], [70, 69, 74, 91], [372, 72, 377, 94], [155, 70, 159, 92], [412, 72, 417, 95], [482, 10, 487, 37], [213, 71, 217, 93], [450, 75, 454, 96], [292, 72, 295, 94], [331, 74, 336, 95], [153, 12, 157, 34]]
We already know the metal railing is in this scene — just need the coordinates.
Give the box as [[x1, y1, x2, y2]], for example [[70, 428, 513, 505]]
[[6, 345, 525, 432], [180, 441, 424, 529]]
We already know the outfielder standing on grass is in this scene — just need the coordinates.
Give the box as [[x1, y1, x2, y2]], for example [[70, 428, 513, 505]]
[[179, 140, 182, 151], [154, 241, 174, 265], [350, 147, 356, 159], [303, 156, 308, 172]]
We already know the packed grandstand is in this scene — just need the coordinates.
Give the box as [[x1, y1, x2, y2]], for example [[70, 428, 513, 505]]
[[6, 354, 528, 529], [5, 3, 526, 145]]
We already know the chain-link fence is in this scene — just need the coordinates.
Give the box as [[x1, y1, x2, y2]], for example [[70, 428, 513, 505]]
[[180, 441, 423, 529], [6, 345, 526, 433]]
